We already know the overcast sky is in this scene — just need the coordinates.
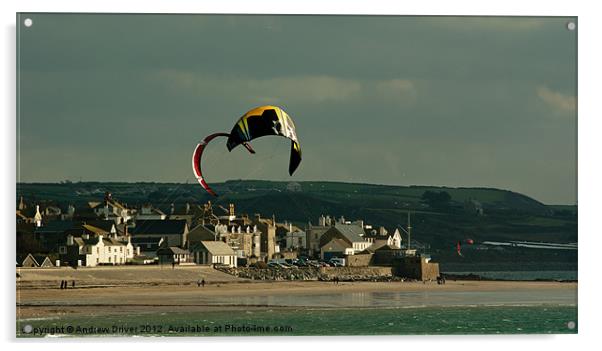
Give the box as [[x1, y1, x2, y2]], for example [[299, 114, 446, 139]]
[[17, 14, 577, 204]]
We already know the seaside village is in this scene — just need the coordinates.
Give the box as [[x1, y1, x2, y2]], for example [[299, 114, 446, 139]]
[[16, 192, 440, 281]]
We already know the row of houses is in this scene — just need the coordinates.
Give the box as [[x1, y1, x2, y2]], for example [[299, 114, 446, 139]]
[[17, 194, 420, 269]]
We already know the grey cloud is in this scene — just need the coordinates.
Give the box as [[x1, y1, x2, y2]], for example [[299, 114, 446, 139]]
[[17, 14, 577, 204]]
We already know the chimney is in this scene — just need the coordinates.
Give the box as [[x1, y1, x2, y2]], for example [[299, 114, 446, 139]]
[[186, 203, 190, 214], [255, 213, 261, 221], [319, 215, 325, 226], [170, 203, 175, 215], [67, 235, 74, 246], [34, 205, 43, 227]]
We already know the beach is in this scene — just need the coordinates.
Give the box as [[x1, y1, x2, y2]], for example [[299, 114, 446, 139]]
[[17, 266, 577, 321]]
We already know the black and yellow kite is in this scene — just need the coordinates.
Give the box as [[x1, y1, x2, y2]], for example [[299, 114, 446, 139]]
[[192, 105, 302, 196]]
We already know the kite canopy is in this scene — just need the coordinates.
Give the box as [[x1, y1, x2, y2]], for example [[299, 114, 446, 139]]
[[192, 133, 256, 197], [226, 105, 302, 176], [192, 133, 230, 197], [192, 105, 301, 197]]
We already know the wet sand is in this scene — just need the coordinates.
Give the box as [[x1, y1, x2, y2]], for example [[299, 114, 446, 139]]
[[17, 278, 577, 320]]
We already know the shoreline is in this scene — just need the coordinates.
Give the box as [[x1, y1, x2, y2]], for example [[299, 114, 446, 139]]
[[17, 280, 578, 320]]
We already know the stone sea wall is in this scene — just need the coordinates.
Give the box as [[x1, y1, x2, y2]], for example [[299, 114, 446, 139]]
[[216, 266, 394, 281]]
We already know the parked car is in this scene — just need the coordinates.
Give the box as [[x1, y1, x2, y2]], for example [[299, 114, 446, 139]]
[[329, 258, 346, 267], [294, 260, 308, 267]]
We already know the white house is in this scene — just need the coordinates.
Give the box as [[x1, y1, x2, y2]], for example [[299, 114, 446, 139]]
[[59, 234, 135, 267], [319, 224, 372, 255], [387, 229, 402, 248], [190, 241, 237, 267]]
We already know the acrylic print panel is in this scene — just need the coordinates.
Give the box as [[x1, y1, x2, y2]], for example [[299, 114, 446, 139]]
[[15, 13, 577, 337]]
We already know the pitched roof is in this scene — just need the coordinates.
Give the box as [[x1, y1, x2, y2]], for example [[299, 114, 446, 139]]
[[82, 224, 108, 235], [102, 238, 125, 246], [108, 199, 127, 211], [188, 224, 218, 242], [17, 253, 38, 266], [33, 255, 52, 265], [368, 241, 388, 251], [83, 220, 116, 233], [73, 236, 100, 247], [375, 244, 401, 252], [197, 241, 235, 256], [321, 238, 350, 252], [333, 223, 366, 243], [172, 247, 190, 255], [130, 220, 187, 235]]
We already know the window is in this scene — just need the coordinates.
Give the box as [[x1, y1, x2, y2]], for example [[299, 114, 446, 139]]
[[120, 247, 123, 253], [97, 247, 100, 254], [108, 257, 111, 262], [59, 246, 66, 254]]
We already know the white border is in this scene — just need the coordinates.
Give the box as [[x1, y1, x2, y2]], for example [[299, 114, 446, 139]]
[[2, 1, 601, 350]]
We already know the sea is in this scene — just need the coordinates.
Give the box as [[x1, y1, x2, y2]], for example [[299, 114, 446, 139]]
[[17, 274, 578, 337], [443, 270, 577, 281]]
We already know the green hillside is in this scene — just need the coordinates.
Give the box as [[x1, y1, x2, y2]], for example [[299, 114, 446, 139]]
[[17, 180, 576, 244]]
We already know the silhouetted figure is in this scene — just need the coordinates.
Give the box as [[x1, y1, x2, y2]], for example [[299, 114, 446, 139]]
[[60, 281, 64, 289], [172, 261, 175, 270], [72, 280, 75, 288], [201, 279, 206, 287]]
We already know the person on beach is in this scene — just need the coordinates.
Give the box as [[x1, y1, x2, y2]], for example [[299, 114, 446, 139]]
[[60, 280, 64, 289], [197, 280, 201, 287], [72, 280, 75, 288], [172, 261, 175, 270], [201, 279, 206, 287]]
